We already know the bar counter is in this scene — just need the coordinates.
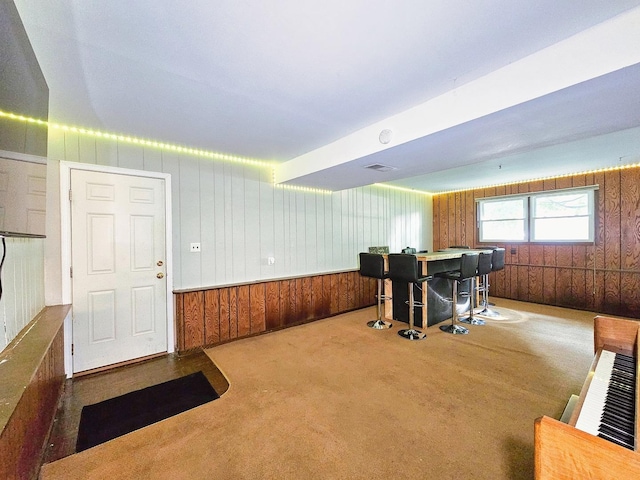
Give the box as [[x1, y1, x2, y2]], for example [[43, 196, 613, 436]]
[[383, 249, 491, 328]]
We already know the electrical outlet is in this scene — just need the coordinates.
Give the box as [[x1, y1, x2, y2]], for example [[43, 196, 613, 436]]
[[267, 256, 275, 265], [190, 243, 201, 252]]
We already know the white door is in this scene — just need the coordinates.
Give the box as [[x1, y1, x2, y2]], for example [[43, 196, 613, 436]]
[[71, 169, 167, 373]]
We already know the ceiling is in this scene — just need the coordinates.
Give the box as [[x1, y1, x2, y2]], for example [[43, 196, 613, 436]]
[[12, 0, 640, 193]]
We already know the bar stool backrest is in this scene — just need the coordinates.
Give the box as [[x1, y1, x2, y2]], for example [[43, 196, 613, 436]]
[[477, 252, 493, 276], [459, 253, 480, 279], [359, 253, 386, 279], [387, 253, 419, 283], [491, 248, 506, 272]]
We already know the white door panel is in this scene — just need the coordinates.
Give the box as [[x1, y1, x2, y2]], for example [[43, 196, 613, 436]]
[[71, 169, 167, 372]]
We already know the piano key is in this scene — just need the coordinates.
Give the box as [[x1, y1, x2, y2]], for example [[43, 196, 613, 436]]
[[575, 350, 636, 450]]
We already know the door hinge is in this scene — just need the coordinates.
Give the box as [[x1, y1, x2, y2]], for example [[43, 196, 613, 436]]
[[69, 189, 72, 202], [71, 344, 74, 355], [70, 266, 73, 278]]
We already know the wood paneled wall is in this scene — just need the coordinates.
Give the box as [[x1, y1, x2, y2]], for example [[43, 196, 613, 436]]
[[433, 167, 640, 318], [175, 270, 376, 351], [0, 306, 68, 480]]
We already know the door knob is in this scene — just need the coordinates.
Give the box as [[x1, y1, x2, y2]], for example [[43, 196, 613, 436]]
[[157, 260, 164, 266], [157, 272, 164, 279]]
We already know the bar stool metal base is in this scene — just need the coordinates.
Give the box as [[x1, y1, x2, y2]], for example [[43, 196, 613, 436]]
[[459, 315, 486, 325], [476, 307, 501, 318], [398, 328, 426, 340], [439, 323, 469, 335], [367, 319, 392, 329]]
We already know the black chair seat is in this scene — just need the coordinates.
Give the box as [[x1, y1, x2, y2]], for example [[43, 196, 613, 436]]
[[387, 253, 432, 341], [434, 253, 479, 335], [359, 253, 392, 329]]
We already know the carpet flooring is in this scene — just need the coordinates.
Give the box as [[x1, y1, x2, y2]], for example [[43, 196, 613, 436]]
[[40, 299, 601, 479]]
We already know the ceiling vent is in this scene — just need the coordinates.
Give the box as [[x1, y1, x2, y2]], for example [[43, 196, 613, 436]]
[[364, 163, 397, 173]]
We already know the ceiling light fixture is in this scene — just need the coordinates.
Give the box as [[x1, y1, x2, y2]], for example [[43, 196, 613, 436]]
[[378, 129, 393, 145]]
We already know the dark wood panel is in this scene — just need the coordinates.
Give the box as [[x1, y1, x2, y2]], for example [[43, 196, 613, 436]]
[[594, 172, 606, 272], [219, 288, 231, 342], [542, 267, 557, 305], [338, 273, 348, 312], [556, 246, 572, 267], [265, 281, 281, 330], [432, 195, 440, 248], [237, 285, 251, 337], [530, 245, 544, 266], [455, 191, 463, 244], [555, 268, 573, 307], [312, 276, 324, 318], [621, 273, 640, 318], [229, 287, 239, 340], [181, 291, 205, 351], [603, 271, 621, 312], [279, 279, 292, 325], [249, 283, 266, 334], [439, 194, 449, 250], [350, 272, 359, 310], [462, 190, 478, 247], [570, 268, 586, 309], [517, 265, 529, 301], [204, 289, 220, 345], [604, 170, 621, 269], [529, 179, 545, 192], [300, 278, 311, 320], [528, 266, 544, 304], [174, 294, 184, 350], [322, 275, 333, 317], [621, 170, 640, 270], [604, 170, 621, 312], [330, 274, 340, 314], [555, 176, 573, 190]]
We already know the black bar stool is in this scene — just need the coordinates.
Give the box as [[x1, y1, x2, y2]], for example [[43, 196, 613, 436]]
[[387, 254, 432, 341], [459, 252, 492, 326], [477, 247, 505, 317], [358, 253, 392, 329], [435, 253, 479, 335]]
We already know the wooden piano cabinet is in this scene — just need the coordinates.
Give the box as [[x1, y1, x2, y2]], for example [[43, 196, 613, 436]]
[[534, 315, 640, 479], [534, 416, 640, 479], [594, 315, 640, 355]]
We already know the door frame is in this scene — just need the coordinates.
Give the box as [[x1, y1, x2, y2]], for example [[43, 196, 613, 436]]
[[60, 161, 174, 377]]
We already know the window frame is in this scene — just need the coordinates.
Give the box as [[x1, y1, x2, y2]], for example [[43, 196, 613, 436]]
[[476, 185, 598, 244]]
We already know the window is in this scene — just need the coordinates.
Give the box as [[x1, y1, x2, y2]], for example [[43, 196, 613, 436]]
[[477, 186, 597, 243], [478, 197, 527, 242]]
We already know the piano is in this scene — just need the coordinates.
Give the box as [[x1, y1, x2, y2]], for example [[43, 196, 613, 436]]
[[535, 315, 640, 479]]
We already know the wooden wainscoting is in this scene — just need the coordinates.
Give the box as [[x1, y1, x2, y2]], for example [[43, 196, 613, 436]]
[[174, 270, 376, 351], [0, 305, 69, 480], [433, 167, 640, 318]]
